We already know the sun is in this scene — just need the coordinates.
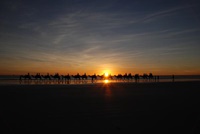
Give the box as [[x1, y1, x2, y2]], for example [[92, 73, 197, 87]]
[[104, 72, 109, 77]]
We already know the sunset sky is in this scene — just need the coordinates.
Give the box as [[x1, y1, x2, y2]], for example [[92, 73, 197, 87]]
[[0, 0, 200, 75]]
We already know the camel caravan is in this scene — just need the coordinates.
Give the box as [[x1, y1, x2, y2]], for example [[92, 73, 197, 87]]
[[19, 72, 156, 83]]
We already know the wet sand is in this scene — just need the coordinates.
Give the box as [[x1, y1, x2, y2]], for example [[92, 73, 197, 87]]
[[1, 81, 200, 134]]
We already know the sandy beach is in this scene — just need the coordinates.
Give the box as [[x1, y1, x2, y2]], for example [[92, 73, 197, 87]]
[[1, 81, 200, 134]]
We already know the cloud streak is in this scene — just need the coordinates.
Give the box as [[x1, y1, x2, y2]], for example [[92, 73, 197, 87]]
[[140, 5, 193, 23]]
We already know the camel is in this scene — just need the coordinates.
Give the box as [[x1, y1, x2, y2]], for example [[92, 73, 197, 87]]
[[97, 74, 104, 80], [115, 74, 123, 80], [42, 73, 51, 80], [81, 73, 87, 80], [149, 73, 154, 79], [127, 73, 133, 79], [19, 73, 32, 80], [122, 73, 133, 80], [134, 74, 140, 81], [32, 73, 42, 80], [107, 74, 113, 80], [97, 73, 112, 80], [142, 73, 149, 79], [142, 73, 154, 79], [72, 73, 81, 80], [89, 74, 97, 80], [61, 74, 71, 80], [51, 73, 61, 80]]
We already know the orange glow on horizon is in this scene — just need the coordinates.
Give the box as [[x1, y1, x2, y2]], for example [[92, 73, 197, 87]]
[[0, 66, 200, 75]]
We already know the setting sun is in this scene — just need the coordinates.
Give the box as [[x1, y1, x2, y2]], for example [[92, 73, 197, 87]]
[[105, 72, 109, 77]]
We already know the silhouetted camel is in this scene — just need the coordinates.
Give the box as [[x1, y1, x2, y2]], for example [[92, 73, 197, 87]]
[[98, 73, 113, 80], [51, 73, 61, 80], [81, 73, 87, 80], [89, 74, 97, 80], [19, 73, 32, 80], [123, 73, 133, 80], [115, 74, 123, 80], [141, 73, 154, 80], [42, 73, 51, 80], [128, 73, 133, 79], [32, 73, 42, 80], [149, 73, 153, 79], [61, 74, 71, 80], [134, 74, 140, 81], [107, 74, 113, 79], [123, 73, 128, 79], [106, 73, 113, 79], [142, 73, 149, 79], [72, 73, 81, 80], [97, 74, 104, 80]]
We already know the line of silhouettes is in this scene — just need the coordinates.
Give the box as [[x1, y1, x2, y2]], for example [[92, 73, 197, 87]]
[[19, 72, 155, 81]]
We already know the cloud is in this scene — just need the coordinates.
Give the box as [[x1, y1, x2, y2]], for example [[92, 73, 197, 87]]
[[140, 5, 194, 23]]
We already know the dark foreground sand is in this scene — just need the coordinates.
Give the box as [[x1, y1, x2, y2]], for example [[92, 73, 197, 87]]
[[1, 82, 200, 134]]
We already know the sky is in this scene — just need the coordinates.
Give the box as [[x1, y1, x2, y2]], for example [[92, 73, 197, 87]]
[[0, 0, 200, 75]]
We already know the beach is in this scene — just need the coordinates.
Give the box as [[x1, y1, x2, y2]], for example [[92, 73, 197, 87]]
[[1, 81, 200, 134]]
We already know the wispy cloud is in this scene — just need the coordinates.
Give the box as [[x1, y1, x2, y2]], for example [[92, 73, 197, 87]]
[[140, 5, 194, 23]]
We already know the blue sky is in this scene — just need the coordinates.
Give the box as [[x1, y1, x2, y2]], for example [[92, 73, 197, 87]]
[[0, 0, 200, 75]]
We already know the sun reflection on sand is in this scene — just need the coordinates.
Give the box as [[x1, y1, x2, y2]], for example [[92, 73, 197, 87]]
[[101, 79, 112, 97], [104, 79, 109, 84]]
